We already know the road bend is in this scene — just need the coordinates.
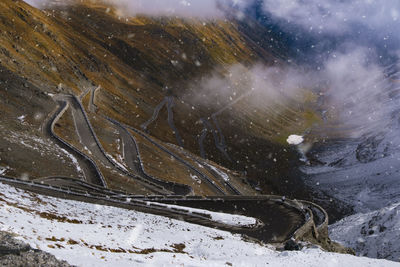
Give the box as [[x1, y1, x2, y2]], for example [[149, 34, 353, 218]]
[[141, 98, 167, 131], [53, 94, 170, 195], [119, 121, 226, 195], [43, 100, 106, 187], [106, 117, 192, 196], [166, 143, 242, 195], [0, 175, 312, 244]]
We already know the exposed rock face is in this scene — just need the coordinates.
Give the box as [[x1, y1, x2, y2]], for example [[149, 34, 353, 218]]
[[0, 231, 71, 267]]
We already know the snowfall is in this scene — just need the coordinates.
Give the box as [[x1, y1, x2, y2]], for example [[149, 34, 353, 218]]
[[0, 182, 399, 266]]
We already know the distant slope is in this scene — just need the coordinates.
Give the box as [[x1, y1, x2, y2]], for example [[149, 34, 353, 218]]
[[330, 202, 400, 262]]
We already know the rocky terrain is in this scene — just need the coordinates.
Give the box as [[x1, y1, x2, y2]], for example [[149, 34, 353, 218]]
[[0, 231, 71, 267]]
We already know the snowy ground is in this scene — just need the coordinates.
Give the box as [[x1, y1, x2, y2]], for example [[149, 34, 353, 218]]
[[144, 201, 258, 227], [330, 202, 400, 262], [0, 182, 398, 266]]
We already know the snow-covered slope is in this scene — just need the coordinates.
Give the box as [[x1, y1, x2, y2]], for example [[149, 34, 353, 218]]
[[300, 62, 400, 214], [0, 182, 399, 267], [303, 130, 400, 262], [299, 64, 400, 262], [330, 202, 400, 262], [302, 129, 400, 213]]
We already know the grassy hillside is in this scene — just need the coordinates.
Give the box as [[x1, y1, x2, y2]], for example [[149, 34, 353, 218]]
[[0, 0, 321, 197]]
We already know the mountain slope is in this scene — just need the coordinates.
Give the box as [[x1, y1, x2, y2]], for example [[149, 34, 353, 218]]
[[330, 202, 400, 262], [1, 0, 318, 198], [0, 0, 276, 188], [1, 181, 398, 267]]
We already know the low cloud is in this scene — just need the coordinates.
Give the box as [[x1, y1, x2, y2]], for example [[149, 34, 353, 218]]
[[24, 0, 247, 18], [319, 48, 395, 136], [23, 0, 400, 139], [262, 0, 400, 35], [187, 48, 398, 139], [100, 0, 224, 18], [24, 0, 44, 7], [261, 0, 400, 62]]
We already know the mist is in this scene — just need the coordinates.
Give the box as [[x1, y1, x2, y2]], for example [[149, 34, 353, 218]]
[[24, 0, 400, 56], [23, 0, 247, 18], [256, 0, 400, 137], [188, 0, 400, 139], [262, 0, 400, 34], [187, 47, 399, 140], [23, 0, 400, 139], [257, 0, 400, 65]]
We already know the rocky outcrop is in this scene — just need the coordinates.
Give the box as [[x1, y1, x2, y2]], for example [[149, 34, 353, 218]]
[[0, 231, 71, 267]]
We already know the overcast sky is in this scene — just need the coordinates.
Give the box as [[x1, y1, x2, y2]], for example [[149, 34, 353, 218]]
[[262, 0, 400, 34]]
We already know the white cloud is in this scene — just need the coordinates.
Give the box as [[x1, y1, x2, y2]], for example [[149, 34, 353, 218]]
[[24, 0, 44, 7], [23, 0, 247, 18], [101, 0, 224, 18], [320, 48, 393, 136], [262, 0, 400, 36], [188, 47, 399, 139]]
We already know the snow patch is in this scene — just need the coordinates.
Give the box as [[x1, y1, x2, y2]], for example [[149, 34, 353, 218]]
[[60, 148, 82, 174], [190, 173, 201, 184], [0, 166, 9, 175], [206, 163, 230, 181], [17, 115, 26, 123], [287, 135, 304, 145], [106, 152, 128, 172], [145, 201, 258, 227]]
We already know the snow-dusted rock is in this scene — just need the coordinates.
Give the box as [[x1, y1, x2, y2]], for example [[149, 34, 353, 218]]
[[330, 202, 400, 262]]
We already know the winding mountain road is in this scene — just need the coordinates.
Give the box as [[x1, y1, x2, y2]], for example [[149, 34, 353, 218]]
[[3, 89, 331, 246], [198, 117, 231, 161], [141, 98, 167, 131], [90, 87, 222, 195], [106, 116, 192, 195], [141, 96, 184, 147], [0, 175, 323, 244], [197, 89, 255, 161], [52, 94, 174, 195], [121, 121, 227, 195], [43, 99, 106, 187], [166, 142, 242, 195]]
